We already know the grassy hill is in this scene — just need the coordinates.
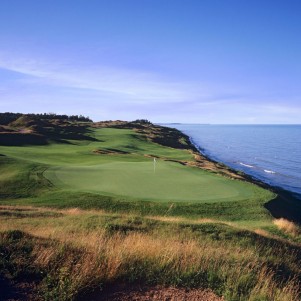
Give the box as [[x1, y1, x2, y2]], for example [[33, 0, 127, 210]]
[[0, 116, 300, 301]]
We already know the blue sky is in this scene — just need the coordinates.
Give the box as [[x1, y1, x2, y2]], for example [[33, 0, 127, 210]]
[[0, 0, 300, 123]]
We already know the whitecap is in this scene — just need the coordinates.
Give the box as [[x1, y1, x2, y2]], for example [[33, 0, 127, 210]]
[[264, 169, 276, 174], [239, 162, 254, 168]]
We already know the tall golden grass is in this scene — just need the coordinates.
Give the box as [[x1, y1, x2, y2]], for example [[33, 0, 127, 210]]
[[273, 218, 300, 237], [0, 206, 300, 300]]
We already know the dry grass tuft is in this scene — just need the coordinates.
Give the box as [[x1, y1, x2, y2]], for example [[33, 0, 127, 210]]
[[273, 218, 300, 236], [254, 229, 272, 237], [64, 207, 83, 215], [148, 216, 236, 227], [147, 216, 184, 223]]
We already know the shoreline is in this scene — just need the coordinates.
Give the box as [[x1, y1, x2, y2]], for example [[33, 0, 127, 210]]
[[141, 121, 301, 224], [175, 125, 301, 197], [188, 134, 299, 196], [176, 127, 301, 224]]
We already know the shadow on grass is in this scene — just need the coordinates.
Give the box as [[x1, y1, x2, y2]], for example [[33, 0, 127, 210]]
[[0, 133, 48, 146], [0, 276, 25, 301], [264, 188, 301, 224], [0, 123, 99, 146]]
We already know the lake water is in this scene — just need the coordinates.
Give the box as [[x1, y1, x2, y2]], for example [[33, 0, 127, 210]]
[[170, 124, 301, 198]]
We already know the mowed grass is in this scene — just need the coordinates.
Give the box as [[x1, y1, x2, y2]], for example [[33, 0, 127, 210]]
[[0, 128, 193, 165], [0, 127, 272, 204], [45, 161, 264, 202]]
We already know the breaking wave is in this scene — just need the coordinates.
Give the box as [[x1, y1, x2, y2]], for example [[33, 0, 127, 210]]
[[264, 169, 276, 174], [239, 162, 254, 168]]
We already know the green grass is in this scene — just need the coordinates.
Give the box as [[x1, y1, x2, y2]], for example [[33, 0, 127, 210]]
[[0, 127, 273, 207], [45, 161, 265, 202], [0, 128, 193, 165]]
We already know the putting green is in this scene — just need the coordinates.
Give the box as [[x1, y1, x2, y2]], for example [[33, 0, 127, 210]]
[[45, 160, 259, 202]]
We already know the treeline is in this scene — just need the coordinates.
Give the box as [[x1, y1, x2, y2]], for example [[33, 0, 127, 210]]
[[131, 119, 152, 124], [0, 112, 92, 125]]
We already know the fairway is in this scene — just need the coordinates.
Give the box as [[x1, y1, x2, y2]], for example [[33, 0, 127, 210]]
[[45, 160, 258, 202]]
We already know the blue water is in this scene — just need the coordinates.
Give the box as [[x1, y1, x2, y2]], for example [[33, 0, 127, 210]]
[[171, 124, 301, 198]]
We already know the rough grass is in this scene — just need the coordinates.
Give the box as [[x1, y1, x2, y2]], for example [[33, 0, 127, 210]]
[[0, 207, 300, 301]]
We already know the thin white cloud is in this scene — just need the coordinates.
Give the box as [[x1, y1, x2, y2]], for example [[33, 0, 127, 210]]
[[0, 52, 211, 104]]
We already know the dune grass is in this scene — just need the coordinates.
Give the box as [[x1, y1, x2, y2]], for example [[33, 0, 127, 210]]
[[0, 206, 300, 301]]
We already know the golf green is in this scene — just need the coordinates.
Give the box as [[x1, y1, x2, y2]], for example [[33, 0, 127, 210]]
[[45, 160, 259, 202]]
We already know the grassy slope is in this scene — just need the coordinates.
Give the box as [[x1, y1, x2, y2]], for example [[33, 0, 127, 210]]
[[0, 123, 300, 301]]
